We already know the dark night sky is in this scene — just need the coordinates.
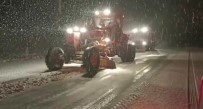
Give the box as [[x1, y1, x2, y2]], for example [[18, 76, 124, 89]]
[[0, 0, 202, 51]]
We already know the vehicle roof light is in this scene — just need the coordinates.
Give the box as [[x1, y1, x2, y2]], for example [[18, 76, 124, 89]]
[[141, 27, 148, 33], [132, 28, 138, 33], [103, 9, 111, 16], [142, 41, 147, 46], [95, 10, 100, 16], [80, 27, 87, 33], [66, 28, 73, 34], [74, 26, 79, 31]]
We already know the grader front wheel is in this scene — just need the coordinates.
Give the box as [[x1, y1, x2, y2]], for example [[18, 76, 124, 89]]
[[83, 48, 100, 77]]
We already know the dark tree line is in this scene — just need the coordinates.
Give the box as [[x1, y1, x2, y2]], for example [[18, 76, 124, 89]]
[[0, 0, 202, 59]]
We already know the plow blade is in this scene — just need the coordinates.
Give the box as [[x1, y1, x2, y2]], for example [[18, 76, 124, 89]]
[[99, 57, 116, 69]]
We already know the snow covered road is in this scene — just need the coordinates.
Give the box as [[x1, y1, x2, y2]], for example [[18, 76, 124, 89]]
[[0, 51, 158, 83], [0, 49, 190, 109]]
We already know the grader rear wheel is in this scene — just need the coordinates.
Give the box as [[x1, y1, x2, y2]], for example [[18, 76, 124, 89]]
[[45, 47, 65, 71], [120, 44, 136, 62], [126, 44, 136, 62], [64, 45, 74, 63], [120, 44, 128, 62]]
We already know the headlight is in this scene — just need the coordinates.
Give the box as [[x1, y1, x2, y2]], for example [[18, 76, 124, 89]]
[[104, 37, 111, 43], [75, 32, 81, 38], [95, 11, 100, 16], [73, 26, 79, 31], [80, 27, 87, 33], [132, 28, 138, 33], [128, 41, 135, 45], [66, 28, 73, 34], [103, 9, 111, 16], [141, 27, 148, 33], [142, 41, 147, 46]]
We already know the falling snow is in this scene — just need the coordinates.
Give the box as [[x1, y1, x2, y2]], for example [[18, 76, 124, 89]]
[[0, 0, 202, 60]]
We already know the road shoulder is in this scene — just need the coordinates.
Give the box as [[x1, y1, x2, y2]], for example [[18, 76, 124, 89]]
[[128, 52, 189, 109]]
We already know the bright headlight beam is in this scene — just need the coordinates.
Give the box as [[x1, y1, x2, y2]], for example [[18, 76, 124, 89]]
[[142, 41, 147, 46], [104, 37, 111, 43], [66, 28, 73, 34], [95, 10, 100, 16], [141, 27, 148, 33], [103, 9, 110, 16], [75, 32, 81, 37], [74, 26, 79, 31], [80, 27, 87, 33], [132, 28, 138, 33]]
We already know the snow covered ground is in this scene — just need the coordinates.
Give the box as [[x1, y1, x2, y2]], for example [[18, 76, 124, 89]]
[[127, 52, 189, 109], [0, 51, 158, 83], [0, 58, 46, 82], [0, 51, 163, 101]]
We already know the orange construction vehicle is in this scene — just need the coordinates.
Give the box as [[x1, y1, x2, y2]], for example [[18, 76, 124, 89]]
[[45, 8, 136, 77], [131, 26, 155, 51]]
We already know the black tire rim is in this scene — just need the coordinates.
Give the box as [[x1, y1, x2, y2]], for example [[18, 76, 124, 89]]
[[90, 51, 99, 68]]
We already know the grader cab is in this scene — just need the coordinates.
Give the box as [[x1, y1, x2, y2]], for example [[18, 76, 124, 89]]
[[45, 8, 136, 77]]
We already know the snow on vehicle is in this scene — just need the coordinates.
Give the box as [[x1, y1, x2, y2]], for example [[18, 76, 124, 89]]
[[131, 26, 155, 51], [45, 8, 136, 76]]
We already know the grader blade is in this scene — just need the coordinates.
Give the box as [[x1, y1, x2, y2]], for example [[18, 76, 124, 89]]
[[99, 57, 116, 69]]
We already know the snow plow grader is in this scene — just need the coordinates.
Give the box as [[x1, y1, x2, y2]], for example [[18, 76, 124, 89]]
[[45, 8, 136, 76]]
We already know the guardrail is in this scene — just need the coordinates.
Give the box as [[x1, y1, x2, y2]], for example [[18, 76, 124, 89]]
[[188, 51, 203, 109], [198, 77, 203, 108]]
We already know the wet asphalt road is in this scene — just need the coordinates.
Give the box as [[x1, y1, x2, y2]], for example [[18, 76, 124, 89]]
[[0, 50, 169, 109]]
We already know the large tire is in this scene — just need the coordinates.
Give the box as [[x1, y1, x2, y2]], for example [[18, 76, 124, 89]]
[[64, 46, 74, 63], [120, 44, 136, 62], [45, 47, 64, 71], [83, 48, 100, 77], [64, 52, 71, 63], [120, 44, 128, 62], [126, 44, 136, 62]]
